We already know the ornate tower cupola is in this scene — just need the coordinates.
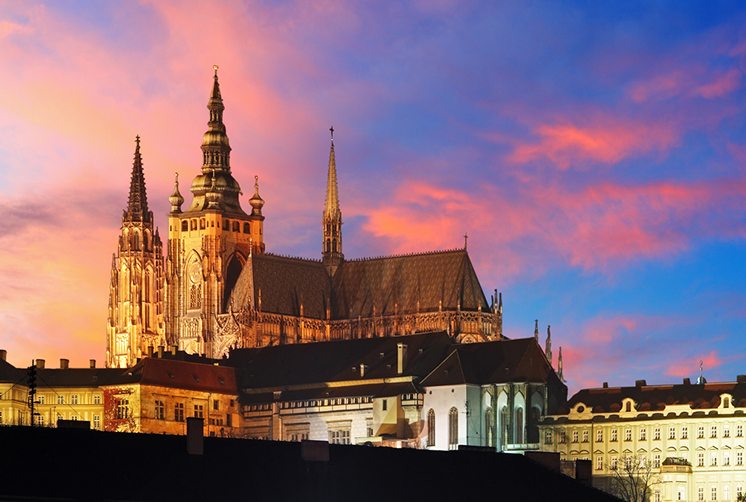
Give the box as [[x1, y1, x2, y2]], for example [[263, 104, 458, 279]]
[[322, 126, 343, 275], [169, 172, 184, 213], [107, 136, 166, 368]]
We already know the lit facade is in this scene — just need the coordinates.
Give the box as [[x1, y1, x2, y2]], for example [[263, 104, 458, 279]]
[[539, 378, 746, 501]]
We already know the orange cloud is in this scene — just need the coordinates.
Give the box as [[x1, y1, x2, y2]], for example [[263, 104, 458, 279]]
[[508, 118, 679, 169]]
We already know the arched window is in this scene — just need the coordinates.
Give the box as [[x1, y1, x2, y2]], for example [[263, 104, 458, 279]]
[[500, 406, 510, 446], [427, 409, 435, 447], [232, 221, 240, 232], [243, 222, 250, 234], [223, 219, 230, 230], [485, 408, 494, 448], [515, 407, 524, 444], [200, 218, 206, 230], [133, 231, 139, 250], [190, 220, 197, 230], [181, 221, 188, 231], [190, 285, 201, 309], [448, 407, 458, 449]]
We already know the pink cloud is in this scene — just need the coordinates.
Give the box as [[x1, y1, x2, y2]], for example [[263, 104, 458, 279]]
[[507, 117, 679, 169], [666, 351, 723, 378], [694, 69, 741, 99]]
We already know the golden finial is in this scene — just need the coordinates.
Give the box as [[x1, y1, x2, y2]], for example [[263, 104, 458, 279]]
[[254, 175, 259, 193], [213, 64, 219, 76]]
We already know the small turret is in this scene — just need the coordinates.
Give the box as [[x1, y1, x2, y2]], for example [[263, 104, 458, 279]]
[[169, 172, 184, 213], [249, 175, 264, 216]]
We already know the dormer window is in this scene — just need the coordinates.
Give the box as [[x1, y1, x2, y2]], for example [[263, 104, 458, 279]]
[[625, 401, 631, 412]]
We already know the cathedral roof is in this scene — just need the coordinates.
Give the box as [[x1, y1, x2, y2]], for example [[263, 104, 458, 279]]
[[564, 379, 746, 414], [228, 249, 489, 319], [420, 337, 560, 387]]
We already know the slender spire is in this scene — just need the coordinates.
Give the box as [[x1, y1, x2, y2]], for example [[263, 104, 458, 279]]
[[124, 135, 151, 222], [534, 319, 539, 341], [201, 65, 231, 173], [558, 346, 564, 381], [323, 126, 343, 274], [545, 324, 553, 365]]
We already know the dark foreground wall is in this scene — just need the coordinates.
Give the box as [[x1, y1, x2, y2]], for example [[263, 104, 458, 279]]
[[0, 426, 618, 501]]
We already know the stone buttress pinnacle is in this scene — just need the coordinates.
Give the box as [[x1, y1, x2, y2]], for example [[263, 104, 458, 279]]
[[124, 135, 151, 223]]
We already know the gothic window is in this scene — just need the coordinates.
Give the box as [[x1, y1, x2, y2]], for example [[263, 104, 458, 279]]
[[500, 406, 510, 446], [143, 231, 149, 251], [427, 409, 435, 446], [243, 222, 250, 234], [181, 221, 188, 231], [133, 231, 139, 250], [448, 407, 458, 449], [116, 399, 129, 420], [485, 408, 494, 447], [190, 285, 202, 309], [223, 257, 243, 311], [232, 221, 240, 232], [514, 407, 524, 444]]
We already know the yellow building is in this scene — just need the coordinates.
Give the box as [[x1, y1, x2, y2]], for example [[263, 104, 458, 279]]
[[539, 376, 746, 501]]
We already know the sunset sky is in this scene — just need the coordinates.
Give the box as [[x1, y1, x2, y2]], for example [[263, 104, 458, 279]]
[[1, 1, 745, 393]]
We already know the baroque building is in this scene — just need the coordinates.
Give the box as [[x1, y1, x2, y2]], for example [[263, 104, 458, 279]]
[[108, 68, 503, 363], [106, 137, 165, 368]]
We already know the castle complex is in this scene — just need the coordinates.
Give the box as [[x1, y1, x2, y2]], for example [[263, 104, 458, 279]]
[[106, 69, 503, 368]]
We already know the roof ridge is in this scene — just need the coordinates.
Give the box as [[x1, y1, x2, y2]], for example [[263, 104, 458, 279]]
[[346, 248, 466, 263], [262, 252, 323, 264]]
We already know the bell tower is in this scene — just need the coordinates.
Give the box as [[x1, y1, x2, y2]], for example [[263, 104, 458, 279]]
[[322, 126, 343, 275], [106, 136, 165, 368], [164, 66, 265, 357]]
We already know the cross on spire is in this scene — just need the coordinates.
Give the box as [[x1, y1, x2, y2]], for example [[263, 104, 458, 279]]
[[330, 125, 334, 142]]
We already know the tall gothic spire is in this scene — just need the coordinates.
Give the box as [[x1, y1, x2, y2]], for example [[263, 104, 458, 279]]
[[545, 324, 553, 365], [124, 135, 151, 223], [201, 65, 231, 173], [322, 126, 343, 274]]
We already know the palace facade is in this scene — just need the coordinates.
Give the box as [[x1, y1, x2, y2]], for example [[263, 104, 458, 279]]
[[106, 68, 503, 365]]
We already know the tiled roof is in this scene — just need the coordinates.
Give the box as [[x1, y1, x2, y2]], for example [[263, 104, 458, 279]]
[[228, 249, 489, 319], [229, 331, 454, 389], [107, 358, 238, 394], [420, 338, 559, 386], [567, 381, 746, 413]]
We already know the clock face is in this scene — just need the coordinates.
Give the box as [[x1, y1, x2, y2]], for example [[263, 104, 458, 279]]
[[188, 262, 202, 284]]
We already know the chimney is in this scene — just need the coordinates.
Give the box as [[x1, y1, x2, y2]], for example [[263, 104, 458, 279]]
[[683, 378, 691, 385], [737, 375, 746, 384], [635, 379, 646, 387], [0, 349, 6, 361], [397, 343, 408, 375], [36, 359, 45, 369], [602, 382, 608, 388], [171, 344, 178, 356], [157, 346, 164, 358], [60, 358, 69, 369], [360, 364, 367, 378], [89, 359, 96, 369], [147, 346, 154, 358], [186, 417, 204, 455]]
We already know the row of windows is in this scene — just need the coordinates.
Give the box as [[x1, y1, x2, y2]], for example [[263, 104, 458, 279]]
[[33, 394, 101, 406], [591, 451, 744, 471], [696, 485, 743, 501], [153, 400, 228, 423], [426, 408, 460, 448], [179, 218, 256, 234], [548, 424, 744, 444], [276, 397, 374, 410]]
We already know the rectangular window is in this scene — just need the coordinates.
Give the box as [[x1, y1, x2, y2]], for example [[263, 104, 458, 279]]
[[697, 487, 703, 501], [57, 395, 64, 405], [723, 425, 730, 438], [639, 428, 647, 440], [596, 429, 603, 442], [174, 403, 185, 422], [155, 400, 165, 420], [711, 452, 717, 466], [93, 415, 101, 429], [654, 427, 661, 440], [93, 394, 101, 405], [681, 427, 688, 439], [668, 427, 675, 439], [213, 399, 219, 411], [595, 455, 603, 470], [559, 431, 567, 444], [71, 394, 79, 405], [654, 454, 660, 468], [37, 395, 45, 405], [724, 452, 730, 466], [0, 410, 3, 424], [698, 426, 704, 439], [737, 424, 743, 437], [582, 430, 589, 443], [698, 453, 704, 467], [611, 429, 617, 442], [711, 487, 716, 501], [625, 428, 632, 441], [610, 457, 618, 470], [654, 491, 660, 502], [737, 486, 743, 499], [544, 430, 552, 444], [572, 431, 579, 443], [194, 404, 204, 418], [711, 426, 717, 438], [737, 452, 743, 466], [382, 399, 387, 411], [328, 424, 351, 445], [116, 399, 129, 420]]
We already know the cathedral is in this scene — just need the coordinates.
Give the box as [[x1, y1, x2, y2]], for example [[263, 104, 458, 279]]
[[106, 69, 503, 368]]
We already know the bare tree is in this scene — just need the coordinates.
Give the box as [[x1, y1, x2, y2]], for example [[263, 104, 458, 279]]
[[609, 454, 660, 502]]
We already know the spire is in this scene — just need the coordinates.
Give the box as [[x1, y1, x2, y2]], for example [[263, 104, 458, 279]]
[[201, 65, 231, 173], [534, 319, 539, 341], [545, 324, 553, 365], [249, 175, 265, 216], [324, 126, 340, 218], [323, 126, 343, 274], [124, 135, 151, 223], [558, 346, 564, 381]]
